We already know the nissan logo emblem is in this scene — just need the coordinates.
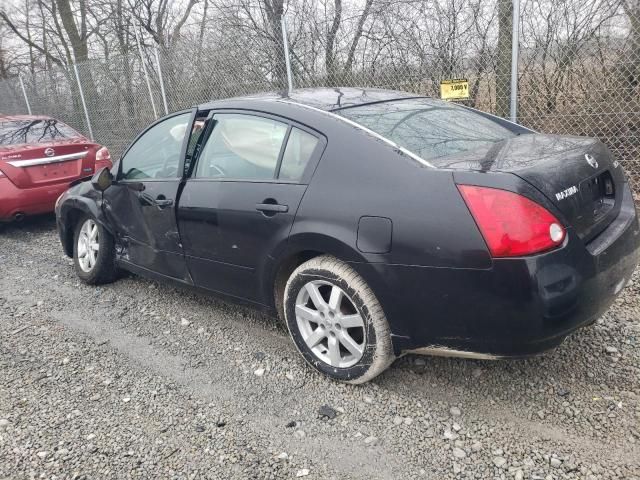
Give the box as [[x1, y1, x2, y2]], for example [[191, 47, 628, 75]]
[[44, 148, 55, 157], [585, 153, 598, 169]]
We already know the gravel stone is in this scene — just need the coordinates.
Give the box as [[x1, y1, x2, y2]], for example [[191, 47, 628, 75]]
[[450, 406, 462, 416], [452, 447, 467, 459], [493, 456, 507, 468], [443, 429, 457, 440], [364, 436, 378, 445], [318, 404, 337, 420], [550, 457, 562, 468]]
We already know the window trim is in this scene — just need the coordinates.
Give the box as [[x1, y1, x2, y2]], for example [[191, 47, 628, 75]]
[[117, 108, 196, 183], [188, 108, 326, 185], [273, 125, 292, 179], [184, 110, 215, 178]]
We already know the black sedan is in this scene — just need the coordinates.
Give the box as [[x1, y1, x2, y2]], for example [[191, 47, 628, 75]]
[[55, 88, 640, 383]]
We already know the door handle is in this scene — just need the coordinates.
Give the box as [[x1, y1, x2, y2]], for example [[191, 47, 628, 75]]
[[139, 192, 173, 208], [256, 203, 288, 214], [137, 192, 156, 206], [154, 195, 174, 208]]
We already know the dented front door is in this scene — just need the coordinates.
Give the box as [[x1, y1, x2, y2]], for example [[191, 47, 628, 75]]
[[103, 111, 194, 281]]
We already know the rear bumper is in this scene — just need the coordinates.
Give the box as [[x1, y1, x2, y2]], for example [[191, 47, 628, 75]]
[[0, 177, 70, 222], [356, 183, 640, 357]]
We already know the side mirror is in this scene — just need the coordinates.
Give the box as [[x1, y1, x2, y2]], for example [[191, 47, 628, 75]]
[[91, 167, 113, 192]]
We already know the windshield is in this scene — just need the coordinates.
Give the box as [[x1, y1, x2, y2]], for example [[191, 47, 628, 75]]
[[337, 98, 517, 161], [0, 119, 81, 146]]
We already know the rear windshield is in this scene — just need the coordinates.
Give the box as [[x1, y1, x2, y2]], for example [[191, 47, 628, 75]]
[[337, 98, 517, 161], [0, 119, 81, 146]]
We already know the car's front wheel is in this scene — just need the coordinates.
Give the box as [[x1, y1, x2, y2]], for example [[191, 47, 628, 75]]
[[284, 255, 394, 384], [73, 215, 117, 285]]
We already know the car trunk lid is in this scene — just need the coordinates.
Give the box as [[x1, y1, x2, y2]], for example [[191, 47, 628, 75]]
[[0, 140, 97, 188], [438, 134, 625, 242]]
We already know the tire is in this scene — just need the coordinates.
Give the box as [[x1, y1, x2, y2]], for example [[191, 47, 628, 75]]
[[284, 255, 394, 384], [72, 215, 117, 285]]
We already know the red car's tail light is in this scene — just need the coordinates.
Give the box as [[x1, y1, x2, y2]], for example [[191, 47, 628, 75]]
[[95, 146, 111, 163], [457, 185, 566, 257]]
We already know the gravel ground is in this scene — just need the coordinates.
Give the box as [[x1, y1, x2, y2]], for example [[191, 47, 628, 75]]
[[1, 215, 639, 480]]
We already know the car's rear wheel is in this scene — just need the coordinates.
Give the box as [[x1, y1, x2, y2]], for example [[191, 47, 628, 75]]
[[73, 215, 117, 285], [284, 255, 394, 384]]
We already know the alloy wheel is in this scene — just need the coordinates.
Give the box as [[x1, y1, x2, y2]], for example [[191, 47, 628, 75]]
[[295, 280, 366, 368], [77, 219, 100, 273]]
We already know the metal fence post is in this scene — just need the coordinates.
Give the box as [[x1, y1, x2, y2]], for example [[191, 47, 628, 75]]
[[134, 24, 158, 119], [509, 0, 520, 123], [18, 75, 32, 115], [73, 64, 94, 140], [154, 47, 169, 115], [281, 16, 294, 94]]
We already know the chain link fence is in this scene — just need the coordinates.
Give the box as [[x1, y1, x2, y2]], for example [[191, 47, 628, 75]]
[[1, 1, 638, 189]]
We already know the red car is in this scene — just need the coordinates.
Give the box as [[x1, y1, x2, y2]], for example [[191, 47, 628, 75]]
[[0, 114, 111, 223]]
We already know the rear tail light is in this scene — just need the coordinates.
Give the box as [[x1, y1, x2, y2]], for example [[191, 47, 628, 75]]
[[95, 146, 111, 163], [457, 185, 566, 257]]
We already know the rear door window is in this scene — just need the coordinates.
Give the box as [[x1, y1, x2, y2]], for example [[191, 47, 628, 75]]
[[0, 119, 81, 145], [194, 113, 288, 180]]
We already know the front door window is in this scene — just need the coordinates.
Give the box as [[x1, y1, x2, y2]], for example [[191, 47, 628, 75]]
[[121, 113, 190, 180]]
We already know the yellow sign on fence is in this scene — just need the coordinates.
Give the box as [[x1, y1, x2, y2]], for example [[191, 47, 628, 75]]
[[440, 79, 469, 100]]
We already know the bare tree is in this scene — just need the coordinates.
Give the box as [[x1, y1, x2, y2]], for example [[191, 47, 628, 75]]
[[129, 0, 199, 47]]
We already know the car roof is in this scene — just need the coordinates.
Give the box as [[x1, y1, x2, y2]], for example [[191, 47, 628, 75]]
[[0, 114, 55, 122], [203, 87, 422, 112]]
